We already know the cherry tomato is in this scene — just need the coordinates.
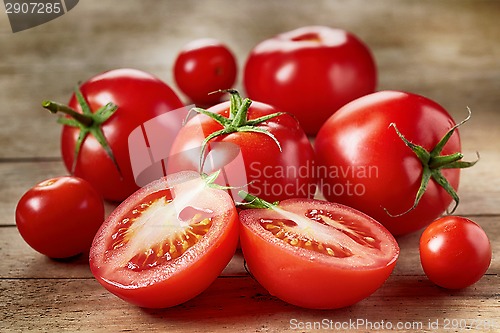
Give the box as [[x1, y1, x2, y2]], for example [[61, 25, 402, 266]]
[[89, 171, 239, 308], [174, 38, 237, 106], [168, 91, 316, 203], [244, 25, 376, 135], [419, 216, 491, 289], [315, 91, 476, 236], [239, 194, 399, 309], [15, 176, 105, 259], [44, 68, 184, 202]]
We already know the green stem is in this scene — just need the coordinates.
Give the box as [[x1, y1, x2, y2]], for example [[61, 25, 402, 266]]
[[42, 100, 93, 127], [238, 191, 277, 209]]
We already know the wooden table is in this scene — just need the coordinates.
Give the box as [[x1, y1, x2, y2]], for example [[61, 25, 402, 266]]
[[1, 1, 499, 332]]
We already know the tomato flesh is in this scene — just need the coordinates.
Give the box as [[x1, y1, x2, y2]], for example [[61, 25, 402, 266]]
[[239, 199, 399, 309], [90, 171, 238, 308]]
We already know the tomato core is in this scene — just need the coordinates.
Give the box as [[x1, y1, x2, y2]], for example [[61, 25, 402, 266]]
[[291, 33, 321, 42], [106, 189, 215, 272]]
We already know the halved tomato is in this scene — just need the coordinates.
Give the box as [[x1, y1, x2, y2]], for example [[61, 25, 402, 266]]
[[89, 171, 238, 308], [239, 196, 399, 309]]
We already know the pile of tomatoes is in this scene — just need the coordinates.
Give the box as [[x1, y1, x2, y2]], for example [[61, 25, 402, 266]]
[[15, 26, 491, 310]]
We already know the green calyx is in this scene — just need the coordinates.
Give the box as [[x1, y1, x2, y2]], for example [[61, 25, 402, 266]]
[[42, 86, 120, 175], [238, 190, 279, 210], [190, 90, 284, 171], [387, 108, 479, 217]]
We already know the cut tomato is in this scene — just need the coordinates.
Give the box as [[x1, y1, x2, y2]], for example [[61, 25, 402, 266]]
[[89, 171, 238, 308], [239, 196, 399, 309]]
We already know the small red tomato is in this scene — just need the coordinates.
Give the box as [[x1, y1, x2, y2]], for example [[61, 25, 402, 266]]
[[174, 38, 238, 106], [167, 91, 316, 203], [15, 176, 105, 259], [419, 216, 491, 289], [244, 25, 377, 135], [43, 68, 184, 202]]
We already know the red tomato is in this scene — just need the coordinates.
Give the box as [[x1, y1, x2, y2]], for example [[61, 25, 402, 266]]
[[15, 176, 104, 259], [168, 91, 316, 203], [89, 171, 239, 308], [239, 195, 399, 309], [45, 68, 184, 202], [244, 25, 376, 135], [174, 38, 237, 106], [315, 91, 476, 236], [419, 216, 491, 289]]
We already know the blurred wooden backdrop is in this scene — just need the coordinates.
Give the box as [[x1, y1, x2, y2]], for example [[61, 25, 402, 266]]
[[1, 1, 500, 332]]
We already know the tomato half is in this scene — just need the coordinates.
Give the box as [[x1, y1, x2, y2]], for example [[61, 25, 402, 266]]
[[244, 25, 377, 135], [174, 38, 237, 106], [15, 176, 105, 258], [239, 197, 399, 309], [49, 68, 184, 202], [315, 90, 476, 236], [419, 216, 491, 289], [89, 171, 238, 308]]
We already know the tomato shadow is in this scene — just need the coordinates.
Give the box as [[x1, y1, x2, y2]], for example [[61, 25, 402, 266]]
[[139, 275, 300, 321]]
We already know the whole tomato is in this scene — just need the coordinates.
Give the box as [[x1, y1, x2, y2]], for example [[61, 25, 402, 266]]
[[167, 91, 316, 203], [244, 25, 377, 135], [315, 91, 477, 236], [174, 38, 237, 106], [420, 216, 491, 289], [43, 68, 184, 202], [15, 176, 105, 258]]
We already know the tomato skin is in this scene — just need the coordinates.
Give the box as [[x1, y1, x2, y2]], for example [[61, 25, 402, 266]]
[[174, 38, 237, 106], [89, 171, 239, 308], [63, 68, 184, 202], [239, 198, 399, 309], [244, 25, 376, 135], [419, 216, 491, 289], [15, 176, 105, 259], [315, 91, 461, 236], [168, 100, 316, 202]]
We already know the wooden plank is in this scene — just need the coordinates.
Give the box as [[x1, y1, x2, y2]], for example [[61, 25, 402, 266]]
[[1, 154, 499, 227], [1, 275, 499, 333], [0, 225, 246, 279], [2, 213, 498, 280]]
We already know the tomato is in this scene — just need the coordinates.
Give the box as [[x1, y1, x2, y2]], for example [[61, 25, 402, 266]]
[[89, 171, 239, 308], [419, 216, 491, 289], [174, 38, 237, 106], [243, 25, 377, 135], [43, 68, 184, 202], [15, 176, 105, 259], [239, 194, 399, 309], [315, 91, 477, 236], [167, 91, 316, 203]]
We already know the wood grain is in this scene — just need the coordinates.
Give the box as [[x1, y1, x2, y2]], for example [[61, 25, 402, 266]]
[[1, 0, 499, 332]]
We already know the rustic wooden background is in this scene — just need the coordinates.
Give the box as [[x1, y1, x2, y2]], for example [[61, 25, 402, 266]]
[[1, 1, 499, 332]]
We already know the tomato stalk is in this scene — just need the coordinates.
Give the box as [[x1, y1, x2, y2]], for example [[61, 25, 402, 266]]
[[42, 86, 121, 176], [238, 190, 278, 210], [188, 90, 285, 170], [387, 108, 478, 217]]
